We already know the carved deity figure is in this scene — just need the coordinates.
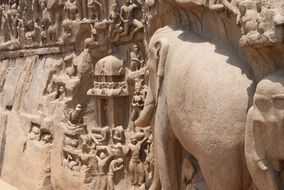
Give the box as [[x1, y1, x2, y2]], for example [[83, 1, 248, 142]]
[[87, 0, 102, 21], [95, 151, 113, 190], [67, 104, 84, 127], [128, 134, 148, 186], [107, 158, 124, 190], [55, 85, 66, 100], [120, 0, 143, 39], [64, 0, 78, 20], [130, 44, 144, 71]]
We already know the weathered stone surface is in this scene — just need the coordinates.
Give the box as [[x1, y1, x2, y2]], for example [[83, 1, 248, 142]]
[[0, 0, 283, 190]]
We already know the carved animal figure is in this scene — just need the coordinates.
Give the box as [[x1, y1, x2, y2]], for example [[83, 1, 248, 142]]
[[136, 26, 254, 190], [245, 69, 284, 190]]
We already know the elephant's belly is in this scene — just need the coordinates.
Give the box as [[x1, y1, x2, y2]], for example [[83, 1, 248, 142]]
[[165, 35, 254, 159]]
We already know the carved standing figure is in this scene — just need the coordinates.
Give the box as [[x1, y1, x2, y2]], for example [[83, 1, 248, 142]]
[[94, 151, 113, 190], [107, 158, 124, 190], [128, 135, 148, 186], [130, 44, 144, 71]]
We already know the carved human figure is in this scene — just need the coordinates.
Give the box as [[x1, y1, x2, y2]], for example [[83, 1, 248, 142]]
[[111, 126, 125, 144], [245, 69, 284, 190], [87, 0, 102, 21], [107, 158, 124, 190], [64, 0, 78, 20], [40, 133, 52, 144], [95, 151, 113, 190], [92, 126, 111, 145], [130, 44, 144, 71], [239, 0, 258, 35], [55, 85, 66, 101], [130, 79, 145, 131], [64, 136, 79, 149], [69, 157, 82, 171], [29, 124, 40, 140], [67, 104, 84, 127], [63, 154, 72, 168], [108, 3, 122, 39], [128, 134, 148, 186], [256, 1, 275, 38], [120, 0, 143, 39]]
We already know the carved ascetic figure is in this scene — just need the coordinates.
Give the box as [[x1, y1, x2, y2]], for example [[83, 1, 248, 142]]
[[120, 0, 143, 39], [107, 158, 124, 190], [128, 134, 148, 186], [135, 27, 253, 190], [68, 104, 84, 127], [130, 44, 144, 71], [245, 69, 284, 190]]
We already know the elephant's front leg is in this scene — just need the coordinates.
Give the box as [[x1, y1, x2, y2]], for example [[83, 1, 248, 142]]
[[153, 101, 182, 190]]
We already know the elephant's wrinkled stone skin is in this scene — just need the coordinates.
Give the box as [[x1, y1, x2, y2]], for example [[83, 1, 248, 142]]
[[146, 26, 254, 190]]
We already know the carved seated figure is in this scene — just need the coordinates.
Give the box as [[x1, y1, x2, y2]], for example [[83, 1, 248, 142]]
[[67, 104, 85, 128], [108, 3, 123, 40], [239, 0, 258, 36], [111, 125, 125, 144], [29, 123, 41, 141], [119, 0, 143, 40], [64, 136, 79, 149], [40, 132, 53, 144], [91, 126, 111, 145]]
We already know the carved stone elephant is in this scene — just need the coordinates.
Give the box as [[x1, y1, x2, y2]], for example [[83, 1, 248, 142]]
[[135, 26, 254, 190], [245, 69, 284, 190]]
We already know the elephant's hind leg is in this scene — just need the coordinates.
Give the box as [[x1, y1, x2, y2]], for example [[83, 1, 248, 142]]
[[199, 149, 245, 190], [154, 103, 182, 190]]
